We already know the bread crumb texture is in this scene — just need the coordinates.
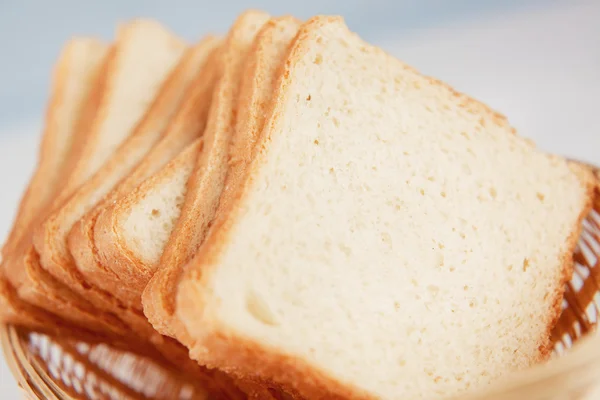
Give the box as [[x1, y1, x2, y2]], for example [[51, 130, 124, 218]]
[[181, 18, 592, 400]]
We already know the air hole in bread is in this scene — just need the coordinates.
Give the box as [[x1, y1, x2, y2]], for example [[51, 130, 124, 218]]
[[263, 203, 272, 216], [522, 258, 530, 272], [438, 254, 445, 267], [427, 285, 439, 296], [381, 232, 392, 247], [313, 54, 323, 65], [537, 192, 545, 202], [338, 244, 352, 256], [151, 209, 160, 217], [245, 290, 279, 326]]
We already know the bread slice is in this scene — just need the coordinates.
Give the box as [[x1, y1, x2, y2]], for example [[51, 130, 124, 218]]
[[0, 39, 256, 400], [175, 16, 597, 400], [144, 16, 301, 344], [95, 139, 201, 307], [91, 9, 270, 310], [0, 38, 108, 330], [7, 20, 186, 335], [68, 42, 222, 308], [31, 37, 218, 318], [2, 39, 108, 257], [33, 19, 186, 290], [66, 45, 279, 399], [58, 41, 259, 399], [2, 43, 133, 336]]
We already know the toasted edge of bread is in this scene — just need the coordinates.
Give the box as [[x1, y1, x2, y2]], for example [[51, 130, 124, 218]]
[[144, 15, 301, 347]]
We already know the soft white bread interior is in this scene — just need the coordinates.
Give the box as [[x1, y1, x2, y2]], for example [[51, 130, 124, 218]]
[[176, 16, 596, 400], [144, 15, 301, 344], [100, 139, 201, 307]]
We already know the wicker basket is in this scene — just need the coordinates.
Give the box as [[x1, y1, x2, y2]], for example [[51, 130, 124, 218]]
[[2, 165, 600, 400]]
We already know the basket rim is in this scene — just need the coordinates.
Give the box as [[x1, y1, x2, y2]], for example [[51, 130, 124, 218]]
[[1, 324, 62, 399]]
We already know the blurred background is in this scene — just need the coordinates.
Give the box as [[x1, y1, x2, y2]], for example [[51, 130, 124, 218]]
[[0, 0, 598, 396]]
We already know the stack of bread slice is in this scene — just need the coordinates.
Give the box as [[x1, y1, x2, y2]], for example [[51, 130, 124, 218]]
[[1, 10, 597, 400]]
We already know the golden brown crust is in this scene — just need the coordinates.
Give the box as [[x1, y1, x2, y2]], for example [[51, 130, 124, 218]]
[[538, 163, 599, 360], [142, 10, 271, 341], [0, 276, 138, 347]]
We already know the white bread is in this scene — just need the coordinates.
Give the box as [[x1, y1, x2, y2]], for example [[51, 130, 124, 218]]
[[56, 38, 260, 400], [8, 20, 186, 335], [175, 16, 596, 400], [0, 35, 254, 398], [1, 41, 130, 336], [92, 10, 270, 310], [145, 16, 301, 347], [34, 37, 218, 316], [0, 38, 109, 331], [33, 20, 186, 291], [96, 139, 201, 307], [76, 16, 296, 399], [1, 39, 108, 257], [70, 42, 222, 308]]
